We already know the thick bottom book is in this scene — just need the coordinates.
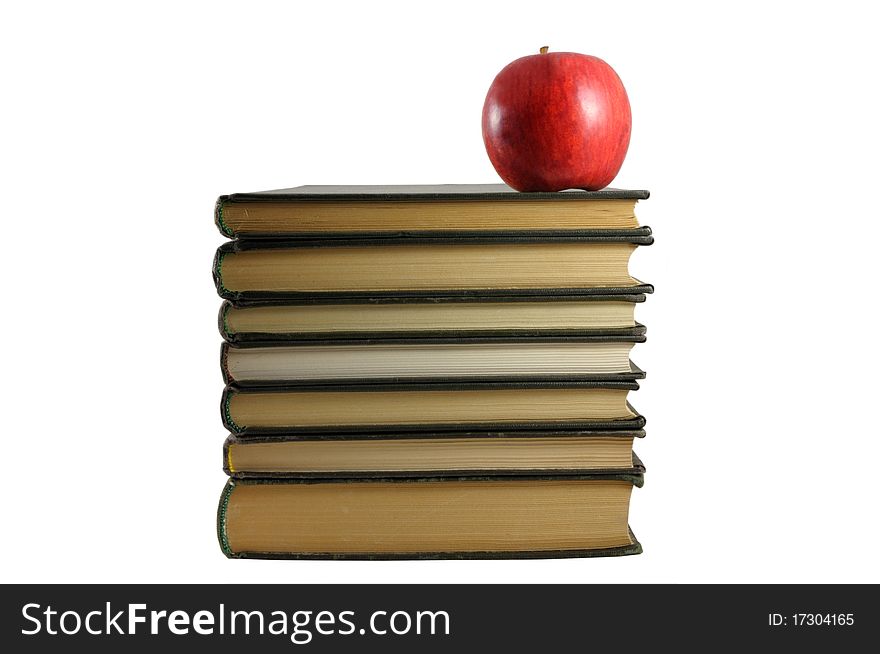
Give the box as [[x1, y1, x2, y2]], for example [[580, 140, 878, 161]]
[[218, 465, 643, 560]]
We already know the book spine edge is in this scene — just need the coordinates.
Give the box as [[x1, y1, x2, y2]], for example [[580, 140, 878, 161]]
[[221, 387, 242, 434], [218, 301, 236, 343], [214, 197, 234, 238], [223, 436, 234, 475], [216, 478, 236, 557], [212, 246, 233, 300], [220, 343, 232, 385]]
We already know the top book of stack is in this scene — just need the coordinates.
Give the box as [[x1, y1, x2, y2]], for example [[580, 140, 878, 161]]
[[215, 184, 651, 239]]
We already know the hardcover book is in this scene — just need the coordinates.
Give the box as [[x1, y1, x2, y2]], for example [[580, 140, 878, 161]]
[[224, 429, 645, 478], [218, 458, 644, 559], [215, 184, 650, 238], [218, 294, 649, 342], [213, 236, 654, 302], [222, 381, 643, 435], [220, 335, 646, 385]]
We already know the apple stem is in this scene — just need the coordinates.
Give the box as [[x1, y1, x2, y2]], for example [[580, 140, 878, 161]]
[[540, 46, 549, 54]]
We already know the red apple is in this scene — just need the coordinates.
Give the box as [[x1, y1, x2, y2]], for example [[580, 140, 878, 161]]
[[482, 47, 632, 192]]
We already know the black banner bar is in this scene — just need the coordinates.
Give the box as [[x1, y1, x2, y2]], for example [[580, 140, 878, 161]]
[[2, 584, 873, 651]]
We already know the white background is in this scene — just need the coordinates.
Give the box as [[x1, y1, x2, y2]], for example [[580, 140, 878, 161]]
[[2, 0, 878, 584]]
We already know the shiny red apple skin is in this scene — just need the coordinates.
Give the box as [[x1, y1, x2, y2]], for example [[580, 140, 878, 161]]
[[482, 51, 632, 192]]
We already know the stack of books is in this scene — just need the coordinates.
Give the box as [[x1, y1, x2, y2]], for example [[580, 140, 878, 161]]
[[213, 184, 652, 559]]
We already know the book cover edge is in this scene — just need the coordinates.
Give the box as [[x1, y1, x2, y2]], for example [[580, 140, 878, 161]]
[[215, 196, 234, 238], [222, 185, 650, 202], [220, 342, 231, 385], [223, 540, 643, 560], [216, 478, 235, 558]]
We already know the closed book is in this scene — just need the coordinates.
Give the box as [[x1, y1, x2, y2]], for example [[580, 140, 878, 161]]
[[224, 429, 644, 479], [220, 335, 646, 386], [218, 458, 644, 559], [218, 294, 648, 343], [215, 184, 650, 239], [222, 380, 643, 435], [212, 235, 653, 302]]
